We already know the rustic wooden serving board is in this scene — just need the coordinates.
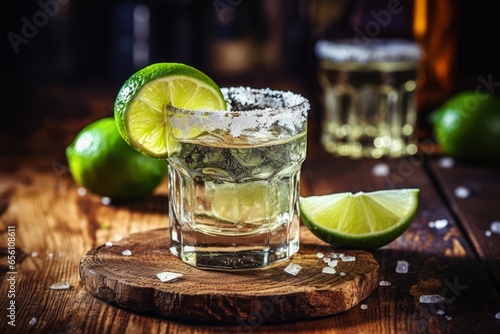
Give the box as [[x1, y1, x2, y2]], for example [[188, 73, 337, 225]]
[[79, 226, 379, 323]]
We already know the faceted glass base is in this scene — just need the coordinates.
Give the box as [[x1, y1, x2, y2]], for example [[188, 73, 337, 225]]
[[169, 211, 300, 270]]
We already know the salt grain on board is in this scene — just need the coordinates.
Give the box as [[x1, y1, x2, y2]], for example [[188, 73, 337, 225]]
[[339, 272, 346, 276], [429, 219, 448, 229], [101, 196, 112, 205], [322, 267, 336, 274], [28, 317, 37, 326], [105, 241, 113, 247], [419, 294, 445, 304], [379, 280, 392, 286], [495, 312, 500, 319], [395, 260, 409, 274], [156, 272, 183, 282], [328, 260, 338, 267], [485, 230, 492, 237], [454, 186, 470, 199], [50, 282, 71, 290], [284, 263, 302, 276], [491, 221, 500, 234], [316, 252, 325, 259], [341, 255, 356, 262], [360, 304, 368, 310], [372, 163, 390, 177], [122, 249, 132, 256], [437, 157, 455, 168]]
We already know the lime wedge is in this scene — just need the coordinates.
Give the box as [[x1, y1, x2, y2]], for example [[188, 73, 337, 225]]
[[114, 63, 227, 159], [299, 189, 419, 249]]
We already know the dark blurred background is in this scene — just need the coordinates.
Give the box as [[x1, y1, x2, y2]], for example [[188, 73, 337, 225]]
[[4, 0, 500, 143]]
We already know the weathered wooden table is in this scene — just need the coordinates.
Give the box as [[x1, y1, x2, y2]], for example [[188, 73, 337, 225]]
[[1, 83, 500, 333]]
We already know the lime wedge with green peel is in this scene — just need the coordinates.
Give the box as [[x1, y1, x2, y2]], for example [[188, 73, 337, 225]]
[[114, 62, 227, 159], [300, 189, 419, 249]]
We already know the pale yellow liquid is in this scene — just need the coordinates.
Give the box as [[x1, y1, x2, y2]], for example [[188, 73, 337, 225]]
[[169, 131, 306, 236], [169, 131, 306, 269], [319, 59, 418, 158]]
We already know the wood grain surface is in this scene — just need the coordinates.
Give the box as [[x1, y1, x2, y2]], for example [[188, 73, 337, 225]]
[[1, 83, 500, 333], [79, 227, 379, 323]]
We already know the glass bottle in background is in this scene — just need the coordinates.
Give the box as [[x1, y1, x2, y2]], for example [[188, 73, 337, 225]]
[[412, 0, 459, 115]]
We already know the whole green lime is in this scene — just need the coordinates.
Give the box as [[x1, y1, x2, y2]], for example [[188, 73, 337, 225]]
[[66, 117, 167, 202], [432, 91, 500, 164]]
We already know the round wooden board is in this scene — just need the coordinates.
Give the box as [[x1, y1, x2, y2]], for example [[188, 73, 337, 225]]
[[79, 226, 379, 323]]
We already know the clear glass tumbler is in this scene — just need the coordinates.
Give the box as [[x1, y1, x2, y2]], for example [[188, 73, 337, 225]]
[[167, 87, 309, 270], [315, 38, 421, 159]]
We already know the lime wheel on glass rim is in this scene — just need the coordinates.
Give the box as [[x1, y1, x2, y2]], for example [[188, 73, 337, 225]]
[[113, 62, 227, 159]]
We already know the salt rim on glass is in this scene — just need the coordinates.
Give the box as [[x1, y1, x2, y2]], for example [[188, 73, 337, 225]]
[[167, 87, 309, 140]]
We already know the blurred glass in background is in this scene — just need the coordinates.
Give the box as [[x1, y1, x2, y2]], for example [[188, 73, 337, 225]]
[[5, 0, 500, 147]]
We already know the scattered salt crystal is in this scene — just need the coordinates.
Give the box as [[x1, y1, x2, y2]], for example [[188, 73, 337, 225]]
[[122, 249, 132, 256], [395, 260, 409, 274], [372, 163, 390, 177], [31, 251, 38, 257], [429, 219, 448, 229], [284, 263, 302, 276], [360, 304, 368, 310], [323, 257, 331, 263], [316, 252, 325, 259], [379, 280, 391, 286], [485, 230, 492, 237], [436, 310, 445, 315], [341, 255, 356, 262], [419, 294, 445, 304], [445, 315, 452, 321], [50, 281, 71, 290], [491, 221, 500, 234], [322, 267, 336, 274], [438, 157, 454, 168], [105, 241, 113, 247], [330, 253, 338, 259], [338, 253, 345, 258], [156, 272, 183, 282], [339, 272, 346, 276], [328, 260, 338, 267], [48, 253, 54, 258], [495, 312, 500, 320], [77, 187, 87, 196], [101, 197, 111, 205], [28, 317, 37, 326], [454, 186, 470, 199]]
